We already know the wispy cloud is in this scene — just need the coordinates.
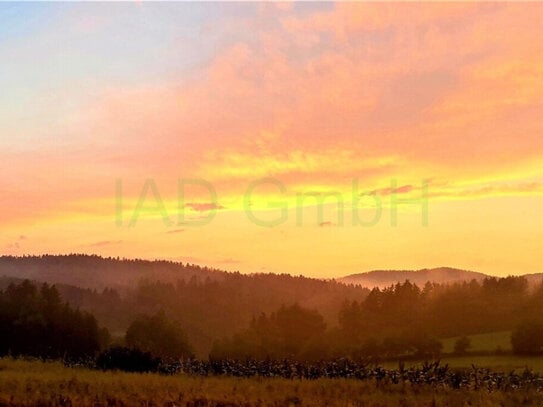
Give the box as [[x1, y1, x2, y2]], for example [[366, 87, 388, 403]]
[[165, 229, 186, 234], [185, 203, 225, 212], [86, 240, 123, 248]]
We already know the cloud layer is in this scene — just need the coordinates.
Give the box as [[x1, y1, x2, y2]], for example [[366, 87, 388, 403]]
[[2, 3, 543, 276]]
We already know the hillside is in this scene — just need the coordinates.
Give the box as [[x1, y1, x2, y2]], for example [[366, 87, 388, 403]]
[[0, 255, 370, 356], [339, 267, 492, 289], [522, 273, 543, 288], [3, 255, 543, 356], [0, 254, 225, 290]]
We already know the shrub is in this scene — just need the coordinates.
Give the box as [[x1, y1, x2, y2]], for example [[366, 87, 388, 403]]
[[453, 336, 471, 355], [96, 346, 161, 372], [511, 321, 543, 355]]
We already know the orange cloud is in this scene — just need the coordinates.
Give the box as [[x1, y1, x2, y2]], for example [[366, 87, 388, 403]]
[[4, 3, 543, 276]]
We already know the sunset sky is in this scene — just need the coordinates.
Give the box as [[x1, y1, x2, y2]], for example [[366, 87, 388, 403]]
[[2, 2, 543, 278]]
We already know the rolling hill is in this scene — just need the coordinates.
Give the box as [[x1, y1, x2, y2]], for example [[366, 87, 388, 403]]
[[0, 254, 225, 290], [0, 255, 371, 356], [340, 267, 492, 289]]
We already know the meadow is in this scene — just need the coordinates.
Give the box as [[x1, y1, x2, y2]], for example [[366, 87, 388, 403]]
[[441, 331, 512, 354], [1, 358, 543, 407], [381, 330, 543, 373]]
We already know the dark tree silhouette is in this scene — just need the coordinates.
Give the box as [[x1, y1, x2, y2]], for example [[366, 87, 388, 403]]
[[0, 280, 107, 358], [211, 303, 326, 360], [454, 336, 471, 355], [125, 311, 192, 359], [511, 321, 543, 355]]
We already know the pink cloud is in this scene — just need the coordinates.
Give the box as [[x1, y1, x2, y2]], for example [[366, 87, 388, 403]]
[[4, 2, 543, 229], [84, 3, 543, 176]]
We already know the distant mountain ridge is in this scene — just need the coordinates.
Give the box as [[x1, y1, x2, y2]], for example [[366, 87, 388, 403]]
[[0, 254, 225, 290], [2, 255, 542, 292], [339, 267, 543, 289]]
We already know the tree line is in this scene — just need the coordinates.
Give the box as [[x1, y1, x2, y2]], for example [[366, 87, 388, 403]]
[[213, 277, 543, 359], [2, 276, 543, 364], [0, 281, 107, 358]]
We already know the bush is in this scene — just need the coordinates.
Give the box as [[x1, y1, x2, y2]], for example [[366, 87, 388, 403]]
[[412, 336, 443, 358], [96, 346, 161, 372], [454, 336, 471, 355], [511, 321, 543, 355]]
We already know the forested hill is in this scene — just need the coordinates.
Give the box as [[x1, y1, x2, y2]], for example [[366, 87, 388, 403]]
[[340, 267, 489, 289], [8, 255, 543, 357], [0, 255, 370, 356], [340, 267, 543, 289], [0, 254, 225, 290]]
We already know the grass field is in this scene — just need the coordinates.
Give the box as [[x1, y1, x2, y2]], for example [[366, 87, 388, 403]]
[[441, 331, 512, 354], [375, 331, 543, 373], [381, 354, 543, 373], [1, 358, 543, 406]]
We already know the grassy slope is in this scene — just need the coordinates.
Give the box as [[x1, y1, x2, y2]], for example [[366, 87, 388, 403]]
[[380, 331, 543, 373], [441, 331, 512, 353], [0, 359, 542, 406]]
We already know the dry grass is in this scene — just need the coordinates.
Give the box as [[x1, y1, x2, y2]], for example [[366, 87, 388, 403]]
[[0, 358, 542, 406]]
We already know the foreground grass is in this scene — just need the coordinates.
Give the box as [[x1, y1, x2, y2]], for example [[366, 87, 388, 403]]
[[381, 354, 543, 373], [0, 359, 543, 406]]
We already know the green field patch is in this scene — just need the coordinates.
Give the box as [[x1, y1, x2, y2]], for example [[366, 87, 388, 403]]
[[441, 331, 512, 353]]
